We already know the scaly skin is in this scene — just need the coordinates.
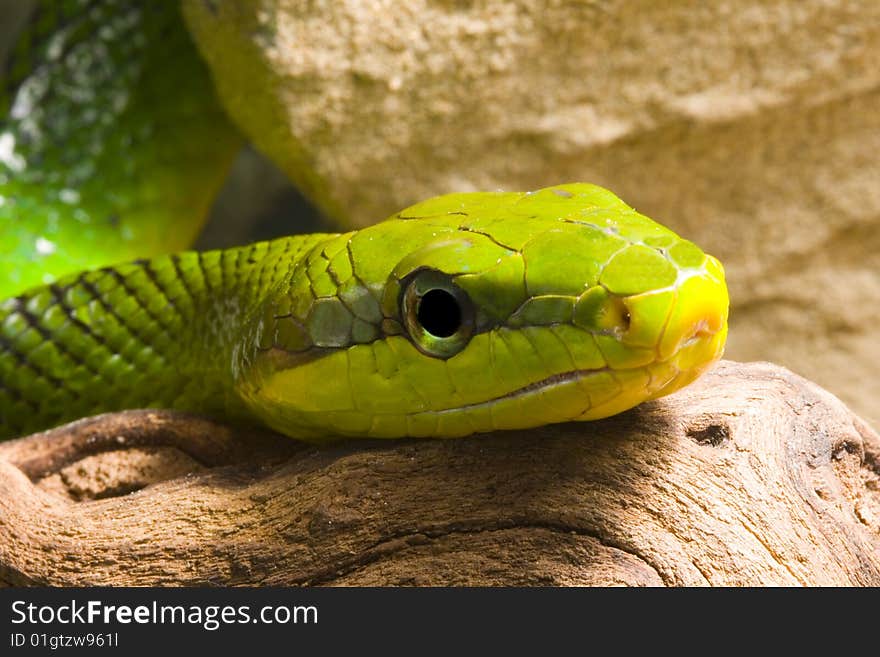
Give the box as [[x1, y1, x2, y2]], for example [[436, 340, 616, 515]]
[[0, 0, 240, 299], [0, 183, 729, 441], [0, 3, 728, 441]]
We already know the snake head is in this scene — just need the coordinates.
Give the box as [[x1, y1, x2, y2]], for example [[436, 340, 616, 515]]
[[239, 183, 728, 440]]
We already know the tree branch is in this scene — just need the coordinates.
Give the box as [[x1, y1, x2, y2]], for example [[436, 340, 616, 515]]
[[1, 361, 877, 586]]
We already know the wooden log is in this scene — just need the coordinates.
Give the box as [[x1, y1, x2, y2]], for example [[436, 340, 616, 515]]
[[0, 361, 877, 586]]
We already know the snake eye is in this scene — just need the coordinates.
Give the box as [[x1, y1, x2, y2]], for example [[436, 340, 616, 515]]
[[402, 269, 475, 358]]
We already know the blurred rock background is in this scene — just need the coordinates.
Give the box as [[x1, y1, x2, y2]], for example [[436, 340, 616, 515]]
[[3, 1, 878, 425]]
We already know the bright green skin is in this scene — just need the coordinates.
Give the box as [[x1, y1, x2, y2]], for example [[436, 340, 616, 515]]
[[0, 183, 729, 440], [0, 3, 729, 441], [0, 0, 240, 298]]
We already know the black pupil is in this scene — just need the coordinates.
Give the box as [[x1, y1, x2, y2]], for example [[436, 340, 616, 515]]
[[417, 289, 461, 338]]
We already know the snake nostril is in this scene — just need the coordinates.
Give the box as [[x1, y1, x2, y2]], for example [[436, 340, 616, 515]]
[[682, 319, 714, 348], [573, 287, 631, 335]]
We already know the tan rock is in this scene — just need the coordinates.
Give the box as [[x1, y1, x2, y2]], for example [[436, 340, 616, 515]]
[[183, 0, 880, 421]]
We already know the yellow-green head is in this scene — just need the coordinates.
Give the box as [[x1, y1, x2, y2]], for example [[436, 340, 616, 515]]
[[239, 183, 728, 440]]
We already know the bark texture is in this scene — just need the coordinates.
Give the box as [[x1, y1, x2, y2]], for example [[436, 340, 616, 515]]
[[183, 0, 880, 423], [0, 361, 878, 587]]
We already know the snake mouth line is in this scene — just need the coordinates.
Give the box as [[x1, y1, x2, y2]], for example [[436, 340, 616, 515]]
[[428, 366, 614, 416], [492, 368, 609, 402], [429, 326, 724, 416]]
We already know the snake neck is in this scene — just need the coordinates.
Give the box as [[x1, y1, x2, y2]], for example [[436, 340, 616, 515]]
[[0, 233, 335, 439]]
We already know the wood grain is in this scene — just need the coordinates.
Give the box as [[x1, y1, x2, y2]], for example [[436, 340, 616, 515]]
[[1, 361, 877, 586]]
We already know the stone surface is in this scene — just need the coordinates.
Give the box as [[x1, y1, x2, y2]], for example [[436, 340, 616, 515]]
[[183, 0, 880, 423], [1, 362, 878, 586]]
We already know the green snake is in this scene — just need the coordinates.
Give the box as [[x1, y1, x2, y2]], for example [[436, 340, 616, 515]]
[[0, 1, 729, 442]]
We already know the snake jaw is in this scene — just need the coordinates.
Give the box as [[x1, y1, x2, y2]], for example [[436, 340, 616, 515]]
[[233, 185, 730, 440], [239, 240, 729, 440]]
